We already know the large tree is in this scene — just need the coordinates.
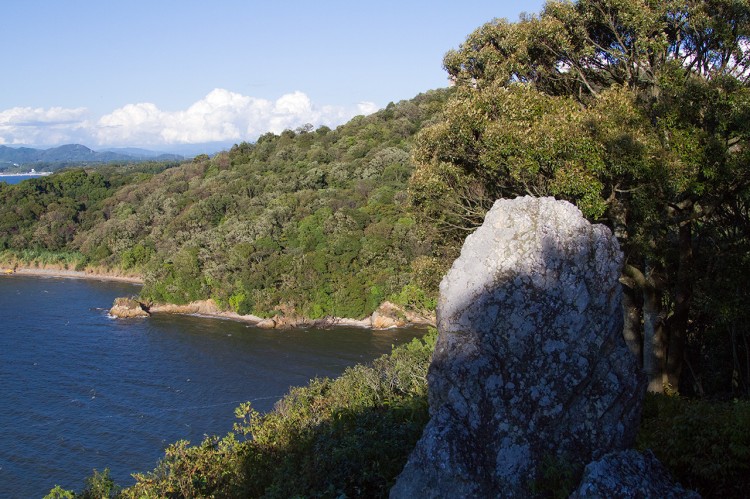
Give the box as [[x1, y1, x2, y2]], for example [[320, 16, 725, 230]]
[[411, 0, 750, 393]]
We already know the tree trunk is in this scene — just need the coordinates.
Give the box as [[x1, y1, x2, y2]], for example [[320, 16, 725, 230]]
[[643, 280, 666, 392], [620, 277, 643, 366], [665, 222, 693, 391], [624, 263, 666, 392], [642, 263, 667, 393]]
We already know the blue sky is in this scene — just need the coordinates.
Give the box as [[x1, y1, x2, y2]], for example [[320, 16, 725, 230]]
[[0, 1, 545, 151]]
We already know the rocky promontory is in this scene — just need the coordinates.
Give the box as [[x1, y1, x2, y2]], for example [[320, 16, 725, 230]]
[[108, 297, 434, 330]]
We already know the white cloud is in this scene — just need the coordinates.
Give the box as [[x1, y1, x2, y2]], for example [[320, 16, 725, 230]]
[[0, 89, 381, 148], [0, 106, 88, 125], [94, 88, 379, 147], [357, 101, 379, 115], [0, 106, 90, 145]]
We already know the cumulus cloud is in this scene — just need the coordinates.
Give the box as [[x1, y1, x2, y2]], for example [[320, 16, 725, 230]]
[[0, 89, 380, 148], [94, 89, 378, 147], [0, 106, 90, 145]]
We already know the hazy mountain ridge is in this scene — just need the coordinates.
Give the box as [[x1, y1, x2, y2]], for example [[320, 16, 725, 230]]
[[0, 144, 183, 170]]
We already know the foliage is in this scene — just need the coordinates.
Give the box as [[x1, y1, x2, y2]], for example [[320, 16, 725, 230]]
[[0, 92, 450, 320], [638, 393, 750, 498], [236, 329, 435, 497], [80, 469, 119, 499], [411, 0, 750, 395], [0, 248, 87, 270], [122, 436, 245, 498], [58, 329, 436, 498], [43, 486, 75, 499]]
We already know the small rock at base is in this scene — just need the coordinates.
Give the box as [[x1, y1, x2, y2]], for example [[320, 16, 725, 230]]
[[109, 297, 150, 318]]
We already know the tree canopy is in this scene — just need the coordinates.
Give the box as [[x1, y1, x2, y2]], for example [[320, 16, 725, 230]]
[[411, 0, 750, 395]]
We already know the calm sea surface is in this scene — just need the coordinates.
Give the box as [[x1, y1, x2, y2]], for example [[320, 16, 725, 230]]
[[0, 175, 48, 185], [0, 276, 425, 497]]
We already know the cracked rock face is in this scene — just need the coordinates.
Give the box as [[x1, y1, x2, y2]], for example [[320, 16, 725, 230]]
[[572, 450, 700, 498], [391, 197, 646, 498]]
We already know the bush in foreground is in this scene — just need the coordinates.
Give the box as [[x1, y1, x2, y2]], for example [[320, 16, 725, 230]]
[[52, 332, 750, 498], [637, 393, 750, 498], [107, 329, 436, 498]]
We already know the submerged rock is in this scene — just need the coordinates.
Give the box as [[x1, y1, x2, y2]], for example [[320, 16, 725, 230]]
[[109, 297, 150, 318], [391, 196, 646, 498]]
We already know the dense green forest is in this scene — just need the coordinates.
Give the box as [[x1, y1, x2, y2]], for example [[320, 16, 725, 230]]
[[0, 90, 450, 320], [11, 0, 750, 496]]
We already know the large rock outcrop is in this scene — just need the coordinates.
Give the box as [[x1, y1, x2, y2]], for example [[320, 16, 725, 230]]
[[391, 196, 646, 498]]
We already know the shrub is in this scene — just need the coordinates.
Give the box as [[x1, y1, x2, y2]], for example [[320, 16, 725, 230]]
[[81, 469, 119, 499], [43, 486, 75, 499], [117, 328, 437, 498], [637, 393, 750, 498]]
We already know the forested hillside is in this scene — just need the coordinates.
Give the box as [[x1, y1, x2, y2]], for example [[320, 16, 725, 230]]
[[25, 0, 750, 497], [2, 0, 749, 405], [0, 90, 451, 320]]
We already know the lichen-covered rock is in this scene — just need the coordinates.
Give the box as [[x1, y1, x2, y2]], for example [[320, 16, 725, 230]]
[[109, 297, 150, 318], [572, 450, 700, 498], [391, 196, 646, 498]]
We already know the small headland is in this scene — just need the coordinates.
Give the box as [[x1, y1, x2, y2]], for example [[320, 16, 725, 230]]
[[109, 298, 435, 330]]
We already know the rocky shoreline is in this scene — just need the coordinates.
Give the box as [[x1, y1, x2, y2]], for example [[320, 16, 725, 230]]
[[109, 297, 435, 330], [2, 263, 434, 330]]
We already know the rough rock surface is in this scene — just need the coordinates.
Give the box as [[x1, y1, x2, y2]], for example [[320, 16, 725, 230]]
[[371, 301, 407, 329], [148, 299, 221, 315], [391, 196, 646, 498], [572, 449, 700, 498], [109, 297, 150, 318], [255, 318, 277, 329]]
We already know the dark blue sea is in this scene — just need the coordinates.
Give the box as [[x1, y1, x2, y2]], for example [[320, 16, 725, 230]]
[[0, 276, 424, 497]]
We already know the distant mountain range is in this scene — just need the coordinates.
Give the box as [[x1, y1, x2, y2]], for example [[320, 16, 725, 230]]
[[0, 144, 184, 170]]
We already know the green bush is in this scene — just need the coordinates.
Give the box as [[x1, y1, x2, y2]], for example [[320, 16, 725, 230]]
[[81, 469, 119, 499], [391, 283, 437, 312], [71, 328, 437, 498], [43, 486, 75, 499], [236, 328, 435, 497], [123, 436, 245, 498], [637, 393, 750, 498]]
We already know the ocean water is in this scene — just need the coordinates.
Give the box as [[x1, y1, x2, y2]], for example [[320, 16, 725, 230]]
[[0, 276, 425, 497], [0, 175, 48, 185]]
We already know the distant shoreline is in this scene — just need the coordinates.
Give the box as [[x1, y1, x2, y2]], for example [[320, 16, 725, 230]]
[[5, 267, 144, 284], [0, 172, 52, 177]]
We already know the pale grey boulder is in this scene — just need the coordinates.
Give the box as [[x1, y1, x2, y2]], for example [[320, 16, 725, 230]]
[[391, 197, 646, 498], [572, 449, 700, 498]]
